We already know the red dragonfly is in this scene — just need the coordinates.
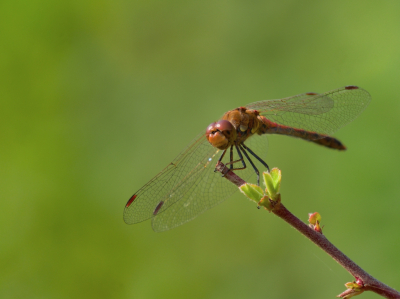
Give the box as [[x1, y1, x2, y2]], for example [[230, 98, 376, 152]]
[[124, 86, 370, 231]]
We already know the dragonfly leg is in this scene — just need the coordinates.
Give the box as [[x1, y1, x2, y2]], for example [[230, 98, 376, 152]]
[[215, 147, 243, 177], [239, 145, 260, 186], [220, 145, 246, 178], [216, 145, 248, 178], [230, 145, 234, 170], [224, 146, 246, 168], [229, 144, 246, 170], [214, 149, 227, 173], [241, 143, 270, 173]]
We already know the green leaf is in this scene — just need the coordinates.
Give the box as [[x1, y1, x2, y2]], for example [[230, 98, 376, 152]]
[[270, 168, 281, 194], [263, 168, 281, 201], [239, 183, 264, 203]]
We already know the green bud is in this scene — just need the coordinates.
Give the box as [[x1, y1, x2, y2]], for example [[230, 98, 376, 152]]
[[308, 212, 321, 225], [258, 195, 274, 211]]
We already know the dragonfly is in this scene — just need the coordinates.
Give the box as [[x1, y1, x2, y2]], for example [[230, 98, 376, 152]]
[[124, 85, 371, 232]]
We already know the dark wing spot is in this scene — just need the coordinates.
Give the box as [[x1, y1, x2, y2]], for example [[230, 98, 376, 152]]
[[153, 201, 164, 216], [345, 85, 359, 90], [125, 194, 137, 208], [306, 92, 318, 95]]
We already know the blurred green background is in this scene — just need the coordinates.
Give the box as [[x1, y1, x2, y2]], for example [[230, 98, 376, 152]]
[[1, 0, 400, 298]]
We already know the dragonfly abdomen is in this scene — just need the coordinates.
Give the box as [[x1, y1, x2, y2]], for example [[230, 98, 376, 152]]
[[257, 116, 346, 150]]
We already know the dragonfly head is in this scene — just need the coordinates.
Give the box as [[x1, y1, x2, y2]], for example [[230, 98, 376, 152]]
[[206, 120, 237, 150]]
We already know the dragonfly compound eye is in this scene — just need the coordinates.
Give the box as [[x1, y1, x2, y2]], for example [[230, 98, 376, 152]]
[[206, 120, 235, 150]]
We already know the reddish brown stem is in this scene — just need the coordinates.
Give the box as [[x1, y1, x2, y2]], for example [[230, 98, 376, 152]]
[[215, 162, 400, 299]]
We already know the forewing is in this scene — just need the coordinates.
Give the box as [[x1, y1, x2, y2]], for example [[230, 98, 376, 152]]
[[151, 132, 269, 232], [246, 86, 371, 136], [123, 131, 215, 225], [124, 128, 269, 232]]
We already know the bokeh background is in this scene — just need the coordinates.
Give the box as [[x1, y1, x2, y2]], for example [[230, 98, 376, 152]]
[[1, 1, 400, 298]]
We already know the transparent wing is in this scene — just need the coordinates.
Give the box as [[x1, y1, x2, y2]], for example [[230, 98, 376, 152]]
[[123, 131, 269, 232], [151, 133, 268, 232], [245, 86, 371, 136]]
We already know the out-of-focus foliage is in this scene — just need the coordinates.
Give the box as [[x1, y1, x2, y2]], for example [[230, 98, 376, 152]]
[[1, 1, 400, 298]]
